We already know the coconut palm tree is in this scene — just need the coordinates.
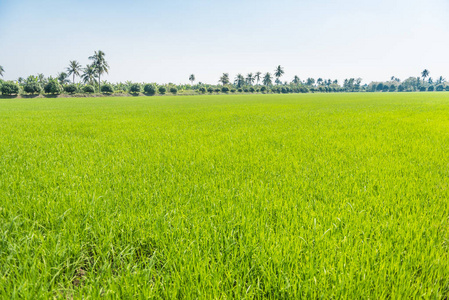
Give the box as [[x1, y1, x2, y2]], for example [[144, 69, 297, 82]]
[[189, 74, 195, 86], [82, 64, 96, 85], [57, 72, 70, 85], [66, 60, 82, 84], [219, 73, 230, 85], [246, 73, 255, 85], [0, 65, 4, 77], [89, 50, 109, 89], [234, 74, 245, 88], [274, 65, 284, 84], [292, 75, 300, 85], [255, 72, 262, 85], [421, 69, 429, 84], [263, 72, 272, 86]]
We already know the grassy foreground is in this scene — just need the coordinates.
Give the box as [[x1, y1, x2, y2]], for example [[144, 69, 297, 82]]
[[1, 93, 448, 298]]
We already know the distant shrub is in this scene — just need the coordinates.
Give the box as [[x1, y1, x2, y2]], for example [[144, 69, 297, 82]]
[[389, 85, 396, 92], [83, 85, 95, 93], [129, 83, 141, 94], [44, 80, 63, 94], [419, 86, 426, 92], [230, 89, 236, 93], [100, 84, 114, 94], [398, 85, 405, 92], [249, 87, 255, 93], [445, 86, 449, 91], [214, 88, 220, 93], [376, 83, 383, 91], [143, 84, 157, 95], [300, 87, 309, 93], [255, 88, 260, 93], [170, 87, 178, 94], [158, 86, 166, 94], [260, 86, 267, 93], [243, 88, 249, 92], [63, 84, 77, 94], [199, 87, 206, 94], [237, 88, 243, 92], [1, 81, 20, 95], [428, 86, 434, 91], [24, 82, 42, 94], [207, 87, 213, 93], [436, 85, 444, 91], [221, 86, 229, 93], [281, 87, 288, 94]]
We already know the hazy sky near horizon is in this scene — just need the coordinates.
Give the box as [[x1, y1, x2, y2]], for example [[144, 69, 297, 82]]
[[1, 0, 449, 85]]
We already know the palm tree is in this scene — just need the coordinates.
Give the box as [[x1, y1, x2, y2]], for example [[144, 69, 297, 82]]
[[274, 65, 284, 84], [255, 72, 262, 85], [0, 65, 4, 77], [66, 60, 82, 84], [82, 64, 96, 85], [246, 73, 255, 85], [292, 76, 300, 85], [219, 73, 230, 85], [421, 69, 429, 84], [189, 74, 195, 86], [234, 74, 245, 88], [57, 72, 70, 85], [263, 72, 272, 86], [89, 50, 109, 89], [37, 73, 46, 84]]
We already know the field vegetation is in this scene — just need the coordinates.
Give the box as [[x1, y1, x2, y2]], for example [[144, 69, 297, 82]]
[[1, 93, 448, 298]]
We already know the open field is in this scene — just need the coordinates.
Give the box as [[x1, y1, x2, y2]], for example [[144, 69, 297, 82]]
[[1, 93, 449, 298]]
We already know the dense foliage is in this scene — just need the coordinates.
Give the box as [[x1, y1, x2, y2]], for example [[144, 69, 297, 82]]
[[1, 81, 20, 95], [44, 79, 63, 94]]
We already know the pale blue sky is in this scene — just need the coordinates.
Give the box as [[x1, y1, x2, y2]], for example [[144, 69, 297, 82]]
[[1, 0, 448, 84]]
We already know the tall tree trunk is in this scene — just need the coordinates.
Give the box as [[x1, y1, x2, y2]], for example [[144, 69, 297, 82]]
[[73, 74, 75, 84]]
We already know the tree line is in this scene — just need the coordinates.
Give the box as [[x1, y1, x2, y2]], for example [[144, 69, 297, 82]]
[[1, 53, 448, 96]]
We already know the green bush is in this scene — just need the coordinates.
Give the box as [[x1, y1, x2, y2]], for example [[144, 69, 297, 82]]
[[230, 89, 236, 93], [129, 83, 141, 94], [24, 82, 42, 94], [170, 87, 178, 94], [44, 80, 63, 94], [144, 84, 157, 95], [419, 86, 426, 92], [436, 85, 444, 92], [398, 85, 405, 92], [199, 87, 206, 94], [64, 84, 78, 94], [207, 87, 213, 93], [389, 85, 396, 92], [260, 86, 267, 93], [158, 86, 166, 94], [243, 88, 249, 92], [249, 87, 255, 93], [445, 86, 449, 91], [83, 85, 95, 94], [428, 86, 434, 91], [214, 88, 220, 93], [238, 88, 243, 92], [101, 84, 114, 94], [221, 86, 229, 93], [1, 81, 20, 95]]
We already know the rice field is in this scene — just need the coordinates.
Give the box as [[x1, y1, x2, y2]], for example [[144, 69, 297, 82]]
[[1, 93, 448, 298]]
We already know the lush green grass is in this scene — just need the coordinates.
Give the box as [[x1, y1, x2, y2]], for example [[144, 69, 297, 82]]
[[1, 93, 448, 298]]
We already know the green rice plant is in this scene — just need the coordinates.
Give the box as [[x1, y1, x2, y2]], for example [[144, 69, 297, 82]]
[[0, 93, 448, 298]]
